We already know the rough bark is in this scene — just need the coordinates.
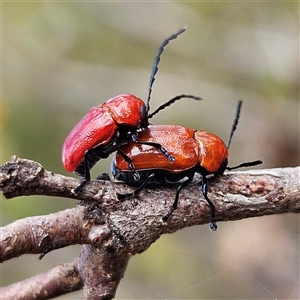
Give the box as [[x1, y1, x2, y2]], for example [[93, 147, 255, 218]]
[[0, 262, 83, 299], [0, 156, 299, 299]]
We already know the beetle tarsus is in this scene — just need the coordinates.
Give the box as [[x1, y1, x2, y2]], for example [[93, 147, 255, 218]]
[[73, 180, 87, 194], [117, 192, 133, 200], [159, 147, 175, 162], [162, 208, 174, 222], [168, 155, 176, 162], [210, 221, 217, 231], [133, 171, 140, 182]]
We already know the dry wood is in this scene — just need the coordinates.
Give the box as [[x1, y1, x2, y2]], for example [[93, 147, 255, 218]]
[[0, 156, 299, 299]]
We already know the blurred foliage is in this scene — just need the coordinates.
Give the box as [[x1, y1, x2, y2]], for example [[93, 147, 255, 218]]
[[1, 1, 299, 299]]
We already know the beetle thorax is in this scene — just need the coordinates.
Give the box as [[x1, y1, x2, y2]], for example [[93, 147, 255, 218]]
[[194, 130, 228, 174]]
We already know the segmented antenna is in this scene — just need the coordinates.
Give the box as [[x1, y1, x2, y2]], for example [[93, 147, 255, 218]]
[[227, 100, 242, 149], [225, 100, 263, 170], [148, 94, 202, 119], [146, 28, 186, 112], [226, 160, 263, 170]]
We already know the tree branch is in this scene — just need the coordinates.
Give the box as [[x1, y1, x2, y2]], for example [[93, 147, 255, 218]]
[[0, 156, 299, 299], [0, 261, 83, 299]]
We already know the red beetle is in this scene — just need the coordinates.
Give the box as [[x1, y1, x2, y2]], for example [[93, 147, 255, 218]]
[[111, 101, 262, 230], [62, 28, 201, 192]]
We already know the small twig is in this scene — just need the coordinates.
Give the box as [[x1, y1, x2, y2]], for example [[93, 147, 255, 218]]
[[0, 205, 110, 262], [0, 262, 82, 300]]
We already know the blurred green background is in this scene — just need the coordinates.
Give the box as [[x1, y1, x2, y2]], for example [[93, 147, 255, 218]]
[[1, 1, 299, 299]]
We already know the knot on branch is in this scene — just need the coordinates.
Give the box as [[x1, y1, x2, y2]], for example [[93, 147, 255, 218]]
[[0, 156, 44, 198]]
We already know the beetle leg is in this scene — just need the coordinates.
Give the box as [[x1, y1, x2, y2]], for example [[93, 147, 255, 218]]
[[162, 175, 193, 222], [73, 151, 91, 193], [74, 180, 87, 194], [131, 134, 175, 162], [201, 176, 217, 231], [117, 173, 155, 200], [141, 141, 175, 162], [117, 148, 140, 181], [83, 152, 91, 182]]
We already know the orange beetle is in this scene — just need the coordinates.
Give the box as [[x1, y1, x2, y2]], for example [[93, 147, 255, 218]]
[[112, 101, 262, 230]]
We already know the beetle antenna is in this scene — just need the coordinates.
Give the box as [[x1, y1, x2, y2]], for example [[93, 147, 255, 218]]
[[226, 100, 263, 170], [227, 100, 242, 149], [148, 94, 202, 119], [226, 160, 263, 170], [146, 27, 186, 112]]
